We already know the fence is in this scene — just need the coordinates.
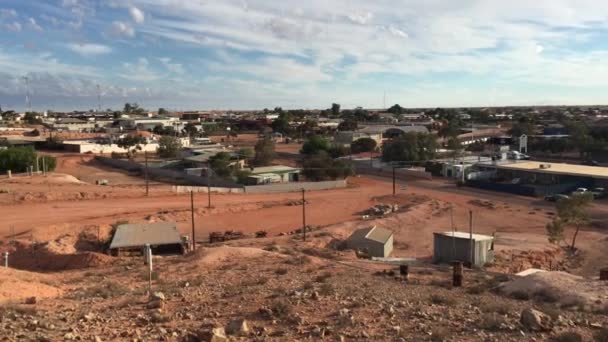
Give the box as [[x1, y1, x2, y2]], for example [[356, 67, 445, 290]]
[[244, 180, 347, 193], [172, 185, 245, 194], [355, 163, 433, 180], [95, 156, 241, 188]]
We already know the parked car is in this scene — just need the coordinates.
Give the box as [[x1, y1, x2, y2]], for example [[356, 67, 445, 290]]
[[544, 194, 570, 202], [572, 188, 589, 196], [591, 188, 606, 199], [583, 160, 600, 166]]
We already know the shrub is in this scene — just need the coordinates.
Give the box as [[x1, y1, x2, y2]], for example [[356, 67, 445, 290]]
[[0, 147, 36, 173], [479, 313, 506, 331], [429, 294, 456, 306], [270, 299, 293, 318], [275, 268, 288, 276]]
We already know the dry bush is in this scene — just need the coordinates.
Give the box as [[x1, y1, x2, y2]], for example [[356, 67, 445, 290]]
[[430, 326, 449, 342], [82, 281, 129, 299], [429, 294, 457, 306], [275, 268, 288, 276], [479, 301, 515, 315], [0, 304, 37, 318], [533, 287, 560, 303], [478, 313, 507, 331], [270, 299, 293, 318], [510, 290, 530, 301], [319, 282, 334, 296], [552, 331, 583, 342], [150, 312, 171, 323], [314, 272, 332, 283]]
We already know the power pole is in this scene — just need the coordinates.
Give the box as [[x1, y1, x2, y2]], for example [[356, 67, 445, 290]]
[[144, 150, 149, 196], [96, 84, 102, 112], [469, 210, 474, 268], [206, 168, 211, 208], [23, 76, 31, 112], [191, 191, 196, 251], [302, 188, 306, 242]]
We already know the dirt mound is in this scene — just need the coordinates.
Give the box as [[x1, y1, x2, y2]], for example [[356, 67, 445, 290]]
[[8, 240, 113, 271], [191, 246, 286, 268], [0, 268, 62, 303], [500, 271, 608, 308]]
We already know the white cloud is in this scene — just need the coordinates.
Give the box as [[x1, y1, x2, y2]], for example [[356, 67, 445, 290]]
[[158, 57, 184, 74], [4, 21, 21, 32], [67, 43, 112, 56], [0, 9, 17, 19], [536, 44, 545, 54], [347, 12, 373, 25], [27, 18, 44, 32], [121, 57, 160, 82], [111, 21, 135, 37], [129, 6, 145, 24]]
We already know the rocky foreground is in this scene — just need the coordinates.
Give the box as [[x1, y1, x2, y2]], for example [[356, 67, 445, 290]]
[[1, 245, 607, 342]]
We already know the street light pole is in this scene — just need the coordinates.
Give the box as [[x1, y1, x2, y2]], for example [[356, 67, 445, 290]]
[[392, 166, 396, 196]]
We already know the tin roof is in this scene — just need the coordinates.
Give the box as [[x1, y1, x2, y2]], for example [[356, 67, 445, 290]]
[[109, 222, 182, 249], [435, 231, 494, 242], [349, 226, 393, 244]]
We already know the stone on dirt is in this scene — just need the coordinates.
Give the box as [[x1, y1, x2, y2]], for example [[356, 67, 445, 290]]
[[520, 308, 553, 332], [225, 318, 249, 335]]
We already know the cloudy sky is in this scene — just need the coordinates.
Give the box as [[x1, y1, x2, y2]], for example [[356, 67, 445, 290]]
[[1, 0, 608, 111]]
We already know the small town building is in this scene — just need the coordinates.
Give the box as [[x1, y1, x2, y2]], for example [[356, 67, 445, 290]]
[[347, 226, 394, 258], [109, 222, 187, 256], [245, 165, 300, 185], [433, 231, 494, 267]]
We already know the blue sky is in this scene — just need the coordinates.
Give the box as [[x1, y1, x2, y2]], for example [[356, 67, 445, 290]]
[[1, 0, 608, 111]]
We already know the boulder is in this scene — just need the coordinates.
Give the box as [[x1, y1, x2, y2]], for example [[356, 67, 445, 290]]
[[520, 308, 553, 332], [151, 292, 166, 301], [198, 327, 227, 342], [225, 318, 249, 335]]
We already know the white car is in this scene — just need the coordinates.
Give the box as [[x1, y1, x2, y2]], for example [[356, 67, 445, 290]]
[[572, 188, 588, 196]]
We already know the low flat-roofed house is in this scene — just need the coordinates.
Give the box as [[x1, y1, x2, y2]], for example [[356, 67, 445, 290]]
[[433, 231, 494, 267], [347, 226, 394, 258], [246, 165, 300, 184], [109, 222, 186, 256]]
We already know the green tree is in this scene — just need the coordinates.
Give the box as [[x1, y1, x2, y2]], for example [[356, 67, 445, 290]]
[[253, 138, 275, 166], [24, 112, 42, 125], [302, 151, 353, 181], [337, 118, 358, 131], [237, 148, 254, 161], [116, 135, 147, 159], [158, 108, 169, 115], [0, 147, 37, 173], [157, 136, 182, 158], [331, 103, 341, 117], [555, 193, 593, 250], [183, 122, 200, 137], [351, 137, 377, 154], [112, 111, 122, 119], [209, 152, 233, 177], [382, 133, 437, 163], [387, 104, 404, 116], [509, 117, 535, 137], [123, 103, 145, 115], [301, 135, 330, 155]]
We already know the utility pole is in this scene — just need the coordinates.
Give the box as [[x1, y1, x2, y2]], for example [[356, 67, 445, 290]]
[[469, 210, 474, 268], [206, 168, 211, 208], [191, 191, 196, 251], [144, 151, 149, 196], [392, 166, 396, 196], [96, 84, 102, 112], [302, 188, 306, 242]]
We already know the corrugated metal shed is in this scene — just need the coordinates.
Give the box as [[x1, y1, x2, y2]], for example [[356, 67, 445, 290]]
[[109, 222, 182, 250], [366, 227, 393, 244], [347, 226, 394, 258], [433, 231, 494, 267]]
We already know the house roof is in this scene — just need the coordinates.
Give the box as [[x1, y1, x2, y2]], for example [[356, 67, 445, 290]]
[[494, 161, 608, 180], [358, 125, 429, 135], [349, 226, 393, 244], [435, 231, 494, 242], [250, 165, 300, 175], [109, 222, 183, 249]]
